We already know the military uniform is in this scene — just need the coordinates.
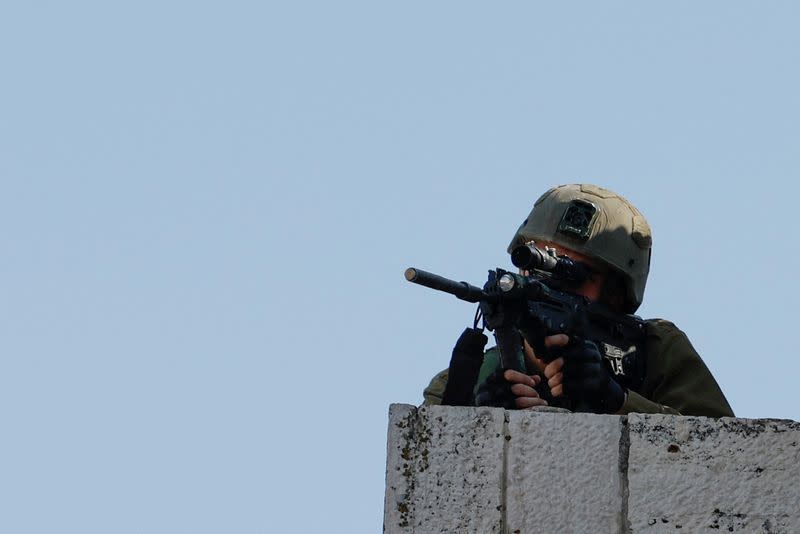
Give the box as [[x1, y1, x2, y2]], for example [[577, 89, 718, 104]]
[[423, 319, 734, 417], [420, 184, 734, 417]]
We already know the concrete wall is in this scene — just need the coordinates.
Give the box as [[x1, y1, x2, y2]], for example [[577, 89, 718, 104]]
[[384, 404, 800, 533]]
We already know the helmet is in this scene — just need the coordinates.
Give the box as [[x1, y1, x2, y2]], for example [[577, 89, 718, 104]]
[[508, 184, 652, 313]]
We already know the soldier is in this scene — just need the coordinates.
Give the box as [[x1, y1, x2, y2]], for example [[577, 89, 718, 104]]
[[423, 184, 734, 417]]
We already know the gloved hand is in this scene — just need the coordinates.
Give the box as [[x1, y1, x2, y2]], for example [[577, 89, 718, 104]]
[[475, 367, 517, 409], [475, 367, 547, 409], [561, 339, 625, 413]]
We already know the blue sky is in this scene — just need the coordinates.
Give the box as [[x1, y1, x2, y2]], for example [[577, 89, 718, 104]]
[[2, 2, 799, 532]]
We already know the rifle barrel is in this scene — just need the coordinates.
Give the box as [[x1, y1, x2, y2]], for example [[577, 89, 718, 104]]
[[404, 268, 487, 303]]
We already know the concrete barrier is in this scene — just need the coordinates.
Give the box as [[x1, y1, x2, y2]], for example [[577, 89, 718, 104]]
[[384, 405, 800, 534]]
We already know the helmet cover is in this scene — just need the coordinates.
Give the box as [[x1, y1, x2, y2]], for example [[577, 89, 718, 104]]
[[508, 184, 652, 312]]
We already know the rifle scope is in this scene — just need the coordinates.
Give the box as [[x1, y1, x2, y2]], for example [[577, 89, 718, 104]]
[[510, 243, 592, 283], [510, 243, 559, 271]]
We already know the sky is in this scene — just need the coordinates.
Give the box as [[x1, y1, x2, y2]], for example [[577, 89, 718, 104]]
[[1, 2, 799, 532]]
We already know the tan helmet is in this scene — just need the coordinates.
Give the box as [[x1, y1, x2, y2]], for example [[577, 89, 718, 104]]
[[508, 184, 652, 313]]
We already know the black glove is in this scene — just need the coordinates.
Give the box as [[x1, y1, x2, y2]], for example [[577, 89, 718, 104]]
[[563, 339, 625, 414], [474, 367, 517, 409]]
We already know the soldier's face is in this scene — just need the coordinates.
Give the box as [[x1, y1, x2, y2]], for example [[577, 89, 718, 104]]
[[520, 241, 608, 302]]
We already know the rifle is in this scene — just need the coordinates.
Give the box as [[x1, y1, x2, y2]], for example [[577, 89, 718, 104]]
[[405, 243, 647, 408]]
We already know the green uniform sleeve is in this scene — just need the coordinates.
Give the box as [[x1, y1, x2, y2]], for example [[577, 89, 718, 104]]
[[422, 369, 449, 406], [618, 390, 681, 415], [617, 320, 734, 417]]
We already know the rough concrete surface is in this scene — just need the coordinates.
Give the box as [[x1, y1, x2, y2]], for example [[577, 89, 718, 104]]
[[627, 413, 800, 533], [384, 406, 800, 534], [506, 411, 625, 533], [384, 404, 506, 534]]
